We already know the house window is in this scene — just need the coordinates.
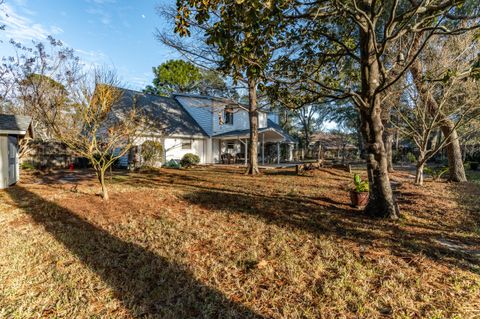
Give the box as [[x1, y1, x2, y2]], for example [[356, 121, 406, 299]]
[[182, 141, 192, 149], [227, 142, 234, 150], [224, 106, 234, 125]]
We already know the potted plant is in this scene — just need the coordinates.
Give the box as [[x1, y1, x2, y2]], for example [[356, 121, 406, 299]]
[[350, 174, 369, 208]]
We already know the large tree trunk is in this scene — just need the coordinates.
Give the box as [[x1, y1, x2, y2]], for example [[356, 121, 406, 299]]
[[384, 130, 394, 172], [356, 113, 366, 159], [440, 123, 466, 182], [410, 36, 467, 182], [304, 128, 310, 153], [357, 128, 366, 159], [380, 78, 399, 174], [358, 7, 398, 219], [360, 105, 397, 219], [245, 77, 260, 175]]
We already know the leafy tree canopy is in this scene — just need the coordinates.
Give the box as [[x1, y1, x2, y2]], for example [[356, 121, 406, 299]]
[[144, 59, 201, 96], [144, 59, 231, 97]]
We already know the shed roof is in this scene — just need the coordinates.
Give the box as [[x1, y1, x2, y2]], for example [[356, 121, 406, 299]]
[[0, 114, 32, 135], [113, 88, 208, 137]]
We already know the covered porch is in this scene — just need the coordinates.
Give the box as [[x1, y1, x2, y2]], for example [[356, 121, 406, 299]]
[[213, 128, 296, 165]]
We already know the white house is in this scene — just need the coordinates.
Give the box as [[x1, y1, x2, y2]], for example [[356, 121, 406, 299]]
[[114, 88, 295, 165], [0, 114, 33, 188]]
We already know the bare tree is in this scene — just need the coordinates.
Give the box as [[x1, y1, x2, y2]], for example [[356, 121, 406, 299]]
[[46, 70, 144, 200], [394, 31, 480, 185], [409, 33, 475, 182], [2, 38, 82, 139]]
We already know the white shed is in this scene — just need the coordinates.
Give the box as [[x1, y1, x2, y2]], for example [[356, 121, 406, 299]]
[[0, 114, 33, 189]]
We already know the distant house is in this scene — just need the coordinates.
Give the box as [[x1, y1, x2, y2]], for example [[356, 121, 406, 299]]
[[114, 88, 295, 166], [310, 132, 358, 160], [0, 114, 33, 188]]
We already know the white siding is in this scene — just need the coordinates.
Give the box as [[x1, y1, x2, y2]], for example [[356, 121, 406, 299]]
[[212, 139, 221, 163], [175, 96, 213, 136], [213, 104, 251, 135], [258, 112, 267, 128], [0, 135, 20, 189], [175, 95, 269, 141], [164, 137, 206, 163], [0, 135, 8, 189], [205, 138, 213, 164]]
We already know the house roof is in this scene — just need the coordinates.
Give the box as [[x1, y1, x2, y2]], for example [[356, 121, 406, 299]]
[[113, 88, 208, 137], [213, 119, 296, 143], [0, 114, 32, 135], [173, 93, 249, 111]]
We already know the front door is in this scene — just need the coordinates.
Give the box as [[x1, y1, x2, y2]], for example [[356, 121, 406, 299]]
[[8, 135, 18, 185]]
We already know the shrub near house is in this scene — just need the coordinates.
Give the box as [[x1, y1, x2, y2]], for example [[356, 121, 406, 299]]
[[180, 153, 200, 168], [141, 140, 164, 167]]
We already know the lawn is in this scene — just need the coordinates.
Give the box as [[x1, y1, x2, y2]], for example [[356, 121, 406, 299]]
[[0, 166, 479, 318]]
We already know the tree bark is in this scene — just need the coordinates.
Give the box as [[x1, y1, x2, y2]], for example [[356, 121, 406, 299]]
[[360, 105, 398, 219], [385, 130, 394, 172], [97, 168, 109, 200], [245, 77, 260, 175], [358, 8, 398, 219], [415, 153, 426, 186], [357, 127, 366, 159], [381, 104, 395, 173], [410, 36, 467, 183], [415, 162, 425, 185], [304, 127, 310, 153], [440, 123, 466, 182]]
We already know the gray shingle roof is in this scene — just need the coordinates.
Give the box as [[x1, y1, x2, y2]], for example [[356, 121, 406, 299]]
[[113, 88, 208, 137], [173, 93, 249, 111], [213, 119, 296, 142], [0, 114, 32, 133]]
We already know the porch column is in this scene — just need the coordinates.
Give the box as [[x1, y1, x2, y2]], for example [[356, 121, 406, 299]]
[[218, 139, 222, 163], [137, 144, 143, 166], [277, 142, 280, 164], [245, 139, 248, 165], [288, 143, 293, 161], [261, 133, 265, 165]]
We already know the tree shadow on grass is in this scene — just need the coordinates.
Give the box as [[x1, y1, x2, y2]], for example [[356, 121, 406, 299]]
[[5, 186, 264, 319], [180, 189, 480, 274], [109, 168, 480, 274]]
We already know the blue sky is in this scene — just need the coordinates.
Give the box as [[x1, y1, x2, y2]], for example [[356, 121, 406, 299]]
[[0, 0, 179, 90]]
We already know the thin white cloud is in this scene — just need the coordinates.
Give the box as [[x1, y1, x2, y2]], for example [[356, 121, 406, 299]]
[[141, 14, 146, 19], [0, 4, 63, 42], [75, 48, 109, 69], [85, 7, 111, 26], [11, 0, 36, 16]]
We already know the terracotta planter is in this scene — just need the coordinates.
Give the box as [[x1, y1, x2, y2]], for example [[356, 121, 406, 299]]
[[350, 190, 369, 208]]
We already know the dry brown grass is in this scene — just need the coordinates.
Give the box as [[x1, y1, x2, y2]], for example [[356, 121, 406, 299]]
[[0, 166, 479, 318]]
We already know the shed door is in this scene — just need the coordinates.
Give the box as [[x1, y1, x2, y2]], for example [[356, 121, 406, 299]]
[[8, 135, 18, 185]]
